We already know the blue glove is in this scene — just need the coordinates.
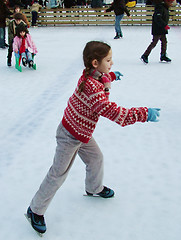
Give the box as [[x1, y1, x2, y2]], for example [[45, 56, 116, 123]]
[[147, 108, 161, 122], [114, 71, 123, 81]]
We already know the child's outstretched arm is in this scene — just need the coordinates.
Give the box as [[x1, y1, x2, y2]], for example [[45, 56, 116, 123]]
[[27, 34, 38, 54], [90, 90, 160, 126]]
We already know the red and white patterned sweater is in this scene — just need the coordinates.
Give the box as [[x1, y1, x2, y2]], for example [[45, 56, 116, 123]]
[[62, 70, 148, 143]]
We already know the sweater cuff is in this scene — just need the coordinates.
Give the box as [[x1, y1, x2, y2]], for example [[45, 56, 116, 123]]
[[109, 72, 116, 81]]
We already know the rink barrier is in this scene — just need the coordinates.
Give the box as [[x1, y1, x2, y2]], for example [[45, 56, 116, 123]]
[[19, 5, 181, 26]]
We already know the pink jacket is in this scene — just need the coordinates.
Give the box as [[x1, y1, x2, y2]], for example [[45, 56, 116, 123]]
[[13, 34, 38, 54]]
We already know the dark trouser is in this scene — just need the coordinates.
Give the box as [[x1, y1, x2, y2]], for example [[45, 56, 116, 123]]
[[144, 35, 167, 56], [0, 27, 5, 47], [32, 11, 38, 26], [7, 41, 13, 62]]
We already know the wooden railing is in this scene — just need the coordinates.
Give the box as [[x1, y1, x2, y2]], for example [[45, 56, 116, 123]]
[[20, 5, 181, 26]]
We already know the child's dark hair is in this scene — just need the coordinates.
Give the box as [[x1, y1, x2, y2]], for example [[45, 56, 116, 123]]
[[14, 12, 23, 20], [78, 41, 111, 93], [16, 24, 29, 37], [13, 5, 21, 12]]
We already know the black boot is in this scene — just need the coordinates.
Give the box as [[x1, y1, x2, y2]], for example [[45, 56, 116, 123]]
[[29, 60, 34, 68], [86, 186, 114, 198], [27, 207, 46, 234], [141, 54, 148, 64], [114, 33, 120, 39], [22, 57, 27, 67], [160, 54, 171, 62], [7, 57, 11, 67]]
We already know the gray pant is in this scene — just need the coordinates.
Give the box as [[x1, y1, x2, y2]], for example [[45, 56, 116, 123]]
[[30, 123, 104, 215]]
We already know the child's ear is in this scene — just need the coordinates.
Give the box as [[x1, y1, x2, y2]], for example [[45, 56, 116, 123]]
[[92, 59, 98, 69]]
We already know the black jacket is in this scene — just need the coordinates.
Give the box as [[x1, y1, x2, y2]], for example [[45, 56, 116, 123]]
[[106, 0, 130, 16], [152, 2, 169, 35], [0, 0, 12, 28]]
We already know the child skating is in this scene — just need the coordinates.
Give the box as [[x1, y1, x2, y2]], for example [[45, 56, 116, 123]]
[[105, 0, 131, 39], [26, 41, 160, 235], [13, 24, 37, 71], [141, 0, 174, 64]]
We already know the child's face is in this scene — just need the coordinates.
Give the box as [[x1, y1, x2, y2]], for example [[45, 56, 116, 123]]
[[93, 49, 113, 74], [15, 19, 21, 25], [165, 0, 173, 7], [15, 7, 20, 13], [20, 31, 26, 37]]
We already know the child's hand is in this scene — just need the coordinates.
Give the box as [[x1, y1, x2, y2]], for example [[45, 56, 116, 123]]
[[147, 108, 161, 122], [114, 71, 123, 81]]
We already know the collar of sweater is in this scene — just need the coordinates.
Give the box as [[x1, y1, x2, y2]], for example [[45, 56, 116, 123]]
[[90, 69, 102, 80]]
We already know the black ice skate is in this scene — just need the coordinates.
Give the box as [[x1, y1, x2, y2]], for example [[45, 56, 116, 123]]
[[25, 207, 46, 236], [160, 54, 171, 62], [7, 57, 11, 67], [114, 33, 122, 39], [141, 54, 148, 64], [22, 57, 27, 67], [86, 186, 114, 198], [29, 60, 34, 68]]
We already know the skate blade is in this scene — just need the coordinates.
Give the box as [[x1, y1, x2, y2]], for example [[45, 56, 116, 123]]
[[83, 194, 101, 198], [24, 214, 43, 237], [159, 60, 171, 63]]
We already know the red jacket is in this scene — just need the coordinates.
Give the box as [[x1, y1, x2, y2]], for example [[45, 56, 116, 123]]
[[62, 70, 148, 143]]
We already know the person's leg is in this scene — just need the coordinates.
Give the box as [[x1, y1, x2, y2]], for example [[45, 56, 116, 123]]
[[21, 52, 27, 66], [26, 50, 33, 61], [7, 42, 13, 66], [141, 35, 160, 63], [0, 28, 5, 48], [114, 14, 124, 38], [30, 123, 82, 215], [143, 35, 160, 56], [78, 137, 104, 194], [160, 34, 167, 55], [160, 34, 171, 62], [32, 11, 37, 26]]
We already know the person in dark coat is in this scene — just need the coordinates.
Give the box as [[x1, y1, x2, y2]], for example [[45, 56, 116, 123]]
[[105, 0, 131, 39], [9, 0, 25, 8], [0, 0, 12, 48], [141, 0, 174, 63], [91, 0, 103, 8], [64, 0, 75, 7]]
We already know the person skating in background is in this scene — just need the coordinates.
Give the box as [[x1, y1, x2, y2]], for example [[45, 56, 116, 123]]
[[13, 5, 30, 27], [105, 0, 131, 39], [7, 12, 27, 66], [0, 0, 13, 49], [13, 24, 37, 68], [31, 0, 42, 27], [26, 40, 160, 235], [141, 0, 174, 64]]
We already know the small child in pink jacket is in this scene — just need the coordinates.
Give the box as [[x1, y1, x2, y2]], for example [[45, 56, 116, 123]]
[[13, 24, 37, 68]]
